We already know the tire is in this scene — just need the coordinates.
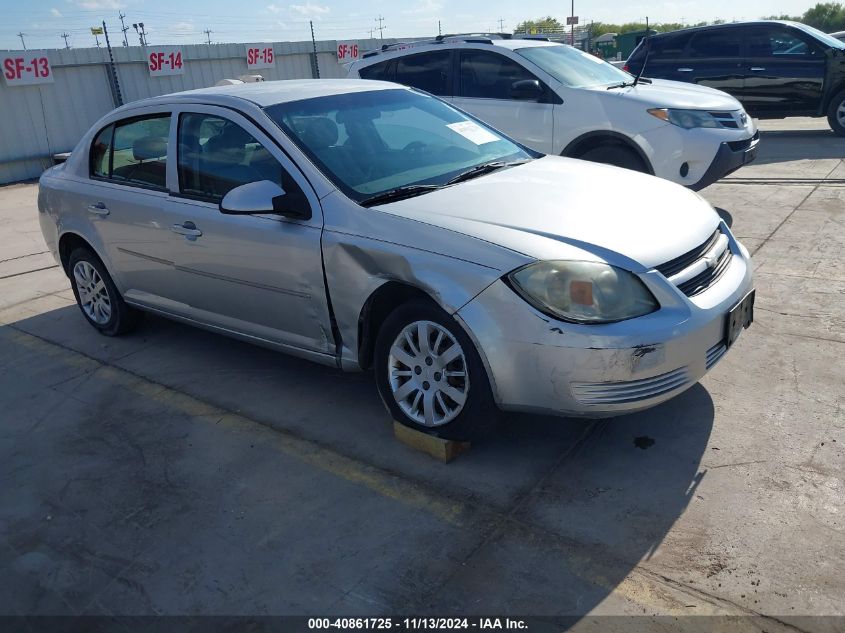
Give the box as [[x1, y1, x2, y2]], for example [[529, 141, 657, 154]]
[[68, 247, 140, 336], [374, 299, 499, 441], [827, 89, 845, 137], [577, 144, 648, 173]]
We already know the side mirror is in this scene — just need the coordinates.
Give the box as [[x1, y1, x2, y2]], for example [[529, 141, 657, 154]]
[[510, 79, 544, 101], [219, 180, 311, 220]]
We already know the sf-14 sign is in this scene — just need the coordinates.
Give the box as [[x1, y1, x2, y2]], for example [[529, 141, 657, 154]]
[[3, 54, 53, 86], [148, 48, 184, 77]]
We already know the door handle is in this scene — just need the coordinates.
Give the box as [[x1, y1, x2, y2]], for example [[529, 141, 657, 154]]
[[87, 202, 109, 216], [750, 67, 766, 71], [170, 221, 203, 237], [677, 67, 694, 72]]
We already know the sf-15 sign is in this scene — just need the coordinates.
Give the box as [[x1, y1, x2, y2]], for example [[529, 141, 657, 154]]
[[247, 45, 275, 69], [3, 54, 53, 86], [148, 48, 184, 77]]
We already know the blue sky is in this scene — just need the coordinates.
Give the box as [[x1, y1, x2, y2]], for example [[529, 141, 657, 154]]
[[1, 0, 823, 50]]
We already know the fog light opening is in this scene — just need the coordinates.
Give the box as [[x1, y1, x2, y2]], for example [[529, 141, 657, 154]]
[[680, 162, 690, 178]]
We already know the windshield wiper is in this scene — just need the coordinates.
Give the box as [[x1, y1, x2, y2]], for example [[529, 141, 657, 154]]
[[445, 160, 531, 186], [359, 184, 441, 207], [607, 78, 651, 90]]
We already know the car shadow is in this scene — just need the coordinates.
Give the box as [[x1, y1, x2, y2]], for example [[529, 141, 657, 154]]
[[2, 306, 715, 619], [752, 128, 845, 167]]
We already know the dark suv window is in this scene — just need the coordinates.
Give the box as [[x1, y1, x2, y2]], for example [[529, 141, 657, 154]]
[[393, 50, 452, 96], [89, 114, 170, 190], [646, 32, 692, 59], [359, 59, 395, 81], [746, 27, 818, 57], [460, 50, 540, 99], [688, 30, 743, 58]]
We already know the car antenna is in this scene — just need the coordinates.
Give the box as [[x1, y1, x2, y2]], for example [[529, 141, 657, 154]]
[[632, 17, 651, 87]]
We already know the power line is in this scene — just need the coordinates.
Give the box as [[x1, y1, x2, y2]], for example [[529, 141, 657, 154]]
[[375, 15, 386, 40], [119, 12, 129, 46]]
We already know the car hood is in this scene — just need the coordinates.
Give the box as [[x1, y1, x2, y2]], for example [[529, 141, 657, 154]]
[[373, 156, 720, 270], [607, 78, 743, 110]]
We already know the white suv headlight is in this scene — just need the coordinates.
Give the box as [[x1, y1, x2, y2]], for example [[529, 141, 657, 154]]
[[648, 108, 720, 129], [508, 261, 659, 324]]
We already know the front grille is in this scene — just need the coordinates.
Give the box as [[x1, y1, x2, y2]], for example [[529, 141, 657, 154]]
[[706, 342, 727, 370], [656, 230, 721, 278], [677, 248, 732, 297], [571, 366, 690, 405], [727, 131, 760, 152], [709, 111, 739, 128]]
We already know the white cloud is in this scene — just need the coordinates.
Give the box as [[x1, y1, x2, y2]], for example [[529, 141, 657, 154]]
[[266, 3, 284, 13], [169, 21, 195, 35], [289, 2, 330, 17], [50, 8, 63, 17], [75, 0, 123, 9], [403, 0, 442, 15]]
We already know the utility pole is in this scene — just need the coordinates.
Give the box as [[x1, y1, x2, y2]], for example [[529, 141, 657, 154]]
[[61, 32, 71, 49], [17, 32, 26, 50], [438, 20, 442, 36], [310, 20, 320, 78], [94, 33, 101, 47], [497, 18, 505, 32], [119, 12, 129, 46], [375, 15, 385, 40], [570, 0, 575, 46], [102, 21, 123, 107], [367, 28, 375, 39], [133, 23, 147, 46], [203, 28, 212, 45]]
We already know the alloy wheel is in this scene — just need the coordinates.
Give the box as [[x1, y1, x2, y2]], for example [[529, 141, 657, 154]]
[[388, 320, 469, 427], [73, 260, 112, 325]]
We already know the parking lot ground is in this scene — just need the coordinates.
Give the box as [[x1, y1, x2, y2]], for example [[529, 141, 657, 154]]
[[0, 118, 843, 629]]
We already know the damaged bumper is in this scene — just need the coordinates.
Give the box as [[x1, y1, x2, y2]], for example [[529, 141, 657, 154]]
[[455, 236, 754, 418]]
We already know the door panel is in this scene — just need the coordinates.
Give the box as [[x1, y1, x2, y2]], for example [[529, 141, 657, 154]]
[[165, 108, 333, 354], [452, 49, 555, 154], [738, 26, 826, 114], [674, 29, 745, 97]]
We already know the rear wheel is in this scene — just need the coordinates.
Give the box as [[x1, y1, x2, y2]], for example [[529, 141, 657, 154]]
[[827, 89, 845, 137], [374, 299, 498, 441], [68, 247, 140, 336], [577, 144, 648, 173]]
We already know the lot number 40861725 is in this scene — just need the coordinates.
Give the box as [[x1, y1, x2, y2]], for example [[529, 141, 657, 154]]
[[3, 56, 54, 86]]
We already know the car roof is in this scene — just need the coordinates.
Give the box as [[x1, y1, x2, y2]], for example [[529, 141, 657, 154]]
[[116, 79, 404, 111], [354, 37, 560, 67], [647, 20, 806, 38]]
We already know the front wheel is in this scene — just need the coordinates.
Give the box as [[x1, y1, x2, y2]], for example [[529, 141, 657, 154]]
[[374, 299, 498, 441], [827, 89, 845, 137], [577, 145, 648, 173]]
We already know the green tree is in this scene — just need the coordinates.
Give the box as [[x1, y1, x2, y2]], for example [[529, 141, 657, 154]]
[[514, 16, 564, 34], [801, 2, 845, 30]]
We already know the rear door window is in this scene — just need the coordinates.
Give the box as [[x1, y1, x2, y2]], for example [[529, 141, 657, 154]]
[[459, 49, 540, 99], [394, 50, 452, 96], [688, 30, 743, 58], [110, 115, 171, 190], [746, 27, 819, 57]]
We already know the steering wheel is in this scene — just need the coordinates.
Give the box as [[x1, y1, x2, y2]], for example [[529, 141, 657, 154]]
[[403, 141, 428, 153]]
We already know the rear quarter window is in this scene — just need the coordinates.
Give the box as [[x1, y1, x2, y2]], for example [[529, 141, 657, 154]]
[[359, 59, 395, 81]]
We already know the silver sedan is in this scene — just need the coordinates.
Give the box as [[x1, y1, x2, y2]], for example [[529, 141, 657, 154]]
[[38, 80, 754, 439]]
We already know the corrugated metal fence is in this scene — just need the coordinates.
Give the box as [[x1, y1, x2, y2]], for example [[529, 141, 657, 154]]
[[0, 38, 400, 184]]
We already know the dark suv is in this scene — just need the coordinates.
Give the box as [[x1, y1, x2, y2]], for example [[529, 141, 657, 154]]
[[626, 21, 845, 135]]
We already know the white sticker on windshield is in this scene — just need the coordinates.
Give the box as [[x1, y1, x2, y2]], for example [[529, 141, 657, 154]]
[[447, 121, 500, 145]]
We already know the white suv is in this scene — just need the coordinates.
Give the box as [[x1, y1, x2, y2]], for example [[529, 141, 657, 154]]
[[348, 35, 759, 190]]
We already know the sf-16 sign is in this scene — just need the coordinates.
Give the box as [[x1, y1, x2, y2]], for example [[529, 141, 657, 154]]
[[3, 54, 53, 86], [247, 45, 275, 69], [148, 48, 184, 77], [336, 41, 360, 62]]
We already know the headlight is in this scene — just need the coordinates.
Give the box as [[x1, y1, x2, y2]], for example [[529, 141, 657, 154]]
[[648, 108, 720, 129], [508, 261, 659, 324]]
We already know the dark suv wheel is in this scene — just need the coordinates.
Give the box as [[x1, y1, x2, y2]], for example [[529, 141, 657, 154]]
[[373, 299, 499, 441], [827, 89, 845, 137], [68, 247, 141, 336]]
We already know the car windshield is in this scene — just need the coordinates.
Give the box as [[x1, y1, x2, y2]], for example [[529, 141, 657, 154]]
[[791, 22, 845, 49], [264, 89, 532, 203], [515, 44, 633, 88]]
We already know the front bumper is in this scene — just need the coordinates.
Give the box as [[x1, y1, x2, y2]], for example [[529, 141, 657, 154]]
[[689, 132, 760, 191], [456, 227, 754, 418]]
